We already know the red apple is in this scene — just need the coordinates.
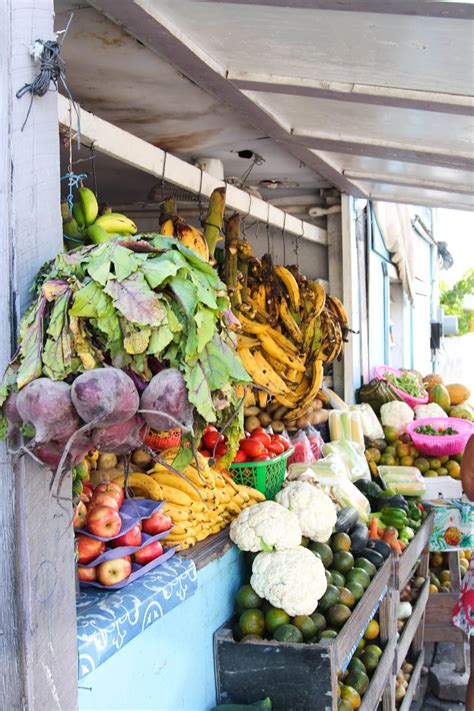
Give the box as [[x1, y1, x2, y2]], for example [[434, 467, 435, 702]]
[[133, 541, 163, 566], [77, 534, 106, 564], [110, 524, 142, 548], [88, 492, 120, 512], [142, 511, 172, 535], [94, 481, 124, 506], [97, 557, 132, 586], [77, 565, 98, 582], [80, 483, 94, 503], [73, 501, 88, 530], [86, 505, 122, 538]]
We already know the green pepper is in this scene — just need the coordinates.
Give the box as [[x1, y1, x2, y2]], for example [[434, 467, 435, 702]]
[[399, 526, 415, 542], [381, 506, 408, 530]]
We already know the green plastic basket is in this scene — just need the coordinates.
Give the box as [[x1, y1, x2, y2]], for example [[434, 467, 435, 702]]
[[229, 447, 294, 500]]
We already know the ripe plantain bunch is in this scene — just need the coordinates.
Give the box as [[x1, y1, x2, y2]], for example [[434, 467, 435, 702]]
[[114, 448, 265, 550], [223, 215, 349, 425]]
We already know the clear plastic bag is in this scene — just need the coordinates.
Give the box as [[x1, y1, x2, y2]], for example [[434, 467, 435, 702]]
[[305, 425, 324, 461], [322, 439, 370, 481], [349, 403, 384, 440], [287, 430, 316, 466], [329, 409, 365, 448]]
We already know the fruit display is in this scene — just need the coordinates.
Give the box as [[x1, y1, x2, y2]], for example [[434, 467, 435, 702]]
[[200, 424, 291, 464], [429, 550, 470, 592], [337, 617, 383, 709], [395, 660, 415, 706]]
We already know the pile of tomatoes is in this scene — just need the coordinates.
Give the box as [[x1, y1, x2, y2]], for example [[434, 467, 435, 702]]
[[199, 425, 290, 464]]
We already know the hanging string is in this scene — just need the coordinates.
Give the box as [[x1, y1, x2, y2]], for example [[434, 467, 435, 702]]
[[61, 171, 87, 211], [266, 220, 271, 255]]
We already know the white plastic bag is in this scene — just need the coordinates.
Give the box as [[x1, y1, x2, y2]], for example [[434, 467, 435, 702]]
[[350, 403, 384, 440]]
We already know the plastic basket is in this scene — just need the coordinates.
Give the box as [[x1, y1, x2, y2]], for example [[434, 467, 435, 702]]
[[374, 365, 428, 407], [406, 417, 473, 456], [229, 447, 294, 500], [142, 429, 182, 451]]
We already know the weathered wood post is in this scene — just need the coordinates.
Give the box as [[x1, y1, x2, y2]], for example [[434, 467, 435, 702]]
[[0, 1, 78, 708]]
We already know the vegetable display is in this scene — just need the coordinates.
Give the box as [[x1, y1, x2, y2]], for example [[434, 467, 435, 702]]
[[414, 425, 459, 436], [385, 370, 425, 398]]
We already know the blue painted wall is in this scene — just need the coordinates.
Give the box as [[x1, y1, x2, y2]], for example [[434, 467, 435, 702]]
[[79, 545, 245, 711]]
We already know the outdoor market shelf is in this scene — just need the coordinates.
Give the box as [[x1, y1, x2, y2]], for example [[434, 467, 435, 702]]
[[359, 639, 396, 711], [393, 513, 434, 591], [395, 578, 430, 670], [398, 650, 425, 711]]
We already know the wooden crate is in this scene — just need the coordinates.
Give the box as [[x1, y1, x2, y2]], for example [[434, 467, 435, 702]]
[[214, 556, 392, 711], [395, 578, 430, 670], [392, 513, 434, 591], [425, 549, 465, 644], [398, 649, 425, 711], [359, 638, 396, 711]]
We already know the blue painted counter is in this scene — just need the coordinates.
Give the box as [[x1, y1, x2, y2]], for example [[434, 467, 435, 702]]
[[78, 543, 244, 711]]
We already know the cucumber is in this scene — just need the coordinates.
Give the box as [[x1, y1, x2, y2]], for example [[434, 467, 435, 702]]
[[335, 506, 359, 533], [359, 548, 385, 569]]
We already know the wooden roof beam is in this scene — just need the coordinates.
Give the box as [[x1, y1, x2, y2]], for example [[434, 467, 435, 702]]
[[88, 0, 367, 198], [193, 0, 474, 20], [342, 171, 474, 195], [229, 73, 474, 116]]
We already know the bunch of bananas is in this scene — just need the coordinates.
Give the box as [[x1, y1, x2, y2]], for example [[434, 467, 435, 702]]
[[225, 236, 349, 424], [114, 448, 264, 550], [62, 186, 137, 250]]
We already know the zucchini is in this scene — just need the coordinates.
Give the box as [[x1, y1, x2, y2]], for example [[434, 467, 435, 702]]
[[359, 547, 385, 569], [349, 523, 369, 554], [335, 506, 359, 533], [365, 539, 391, 560]]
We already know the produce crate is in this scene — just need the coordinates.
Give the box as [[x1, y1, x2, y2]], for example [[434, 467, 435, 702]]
[[229, 447, 294, 500], [398, 650, 424, 711], [359, 638, 396, 711], [214, 555, 392, 710], [425, 549, 465, 644], [392, 513, 434, 591], [395, 578, 430, 670]]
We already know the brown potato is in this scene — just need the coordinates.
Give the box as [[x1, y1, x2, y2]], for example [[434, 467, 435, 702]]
[[244, 406, 261, 417], [90, 467, 124, 487], [296, 416, 311, 429], [244, 416, 261, 433], [271, 420, 285, 433], [97, 452, 118, 470], [258, 412, 272, 426], [313, 399, 323, 411], [131, 449, 153, 469], [273, 405, 289, 421]]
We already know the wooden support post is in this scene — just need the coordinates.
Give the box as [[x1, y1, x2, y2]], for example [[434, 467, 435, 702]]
[[327, 210, 344, 396], [0, 2, 78, 708]]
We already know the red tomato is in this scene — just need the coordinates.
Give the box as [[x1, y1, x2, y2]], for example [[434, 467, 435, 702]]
[[233, 450, 247, 463], [240, 439, 266, 459], [250, 429, 272, 447], [203, 424, 218, 434], [200, 449, 211, 457], [203, 430, 224, 450], [253, 454, 271, 462], [271, 433, 290, 451], [215, 442, 228, 458], [267, 441, 285, 456]]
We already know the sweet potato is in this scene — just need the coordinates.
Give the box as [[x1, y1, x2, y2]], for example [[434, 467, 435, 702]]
[[16, 378, 79, 444], [140, 368, 193, 432], [71, 367, 139, 426]]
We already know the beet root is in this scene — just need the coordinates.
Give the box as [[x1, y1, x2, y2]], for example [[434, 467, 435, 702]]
[[92, 415, 145, 454], [4, 392, 22, 436], [140, 368, 193, 432], [32, 431, 92, 469], [71, 367, 139, 426], [16, 378, 80, 444]]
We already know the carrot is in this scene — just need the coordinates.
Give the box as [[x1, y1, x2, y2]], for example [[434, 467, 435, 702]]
[[369, 517, 379, 539]]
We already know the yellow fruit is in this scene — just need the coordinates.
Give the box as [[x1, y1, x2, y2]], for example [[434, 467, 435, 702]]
[[446, 460, 461, 479], [439, 571, 450, 583], [430, 553, 443, 568], [340, 685, 361, 709], [446, 383, 470, 406], [429, 584, 439, 593], [363, 620, 380, 640]]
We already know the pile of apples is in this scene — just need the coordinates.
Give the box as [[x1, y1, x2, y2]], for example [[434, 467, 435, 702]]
[[74, 481, 172, 586]]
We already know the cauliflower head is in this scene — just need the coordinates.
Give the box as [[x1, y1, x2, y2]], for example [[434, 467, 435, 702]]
[[380, 401, 414, 430], [276, 481, 337, 542], [229, 500, 302, 552], [415, 403, 447, 419], [251, 547, 327, 616]]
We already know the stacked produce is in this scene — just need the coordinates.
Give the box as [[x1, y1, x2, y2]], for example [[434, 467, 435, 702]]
[[337, 616, 384, 710], [395, 661, 415, 707], [429, 550, 470, 592]]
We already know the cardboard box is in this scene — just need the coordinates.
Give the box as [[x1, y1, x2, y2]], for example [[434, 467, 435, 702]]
[[421, 476, 462, 501]]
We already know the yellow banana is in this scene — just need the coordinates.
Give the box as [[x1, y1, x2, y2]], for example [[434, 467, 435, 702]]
[[310, 281, 326, 317], [266, 326, 299, 355], [243, 387, 256, 407], [252, 350, 290, 394], [114, 473, 163, 500], [237, 313, 269, 335], [237, 335, 260, 350], [248, 488, 266, 503], [275, 266, 300, 310], [253, 283, 267, 311], [160, 218, 175, 237], [94, 212, 137, 235], [279, 298, 303, 344], [258, 333, 306, 373], [326, 295, 349, 328], [257, 389, 268, 409], [237, 348, 277, 394], [176, 222, 209, 262], [284, 360, 323, 421], [78, 187, 99, 226], [150, 473, 202, 502]]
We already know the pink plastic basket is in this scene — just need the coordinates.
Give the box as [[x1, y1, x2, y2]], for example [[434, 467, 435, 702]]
[[374, 365, 429, 408], [406, 417, 473, 456]]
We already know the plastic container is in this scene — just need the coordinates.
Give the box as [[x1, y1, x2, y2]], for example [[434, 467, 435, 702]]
[[378, 465, 426, 496], [374, 365, 428, 408], [143, 429, 182, 451], [406, 417, 473, 456], [230, 447, 294, 500]]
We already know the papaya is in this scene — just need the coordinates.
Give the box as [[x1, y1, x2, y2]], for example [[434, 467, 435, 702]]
[[446, 384, 470, 406], [449, 404, 473, 422], [429, 383, 451, 412]]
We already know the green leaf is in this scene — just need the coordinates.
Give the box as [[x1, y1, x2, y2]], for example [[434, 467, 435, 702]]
[[104, 272, 166, 326], [147, 325, 174, 355], [142, 251, 188, 289], [123, 323, 151, 354], [16, 299, 46, 389], [183, 363, 216, 422], [188, 270, 219, 310], [43, 295, 73, 380], [86, 243, 144, 286], [172, 444, 194, 471], [175, 242, 224, 290], [169, 272, 198, 318], [200, 335, 251, 390], [194, 307, 217, 353], [150, 234, 177, 251]]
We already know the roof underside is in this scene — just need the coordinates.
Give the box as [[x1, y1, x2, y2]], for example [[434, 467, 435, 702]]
[[56, 0, 474, 212]]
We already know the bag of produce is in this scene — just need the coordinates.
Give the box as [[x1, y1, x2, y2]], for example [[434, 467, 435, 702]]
[[287, 430, 316, 466], [378, 466, 426, 496], [350, 403, 384, 440], [305, 425, 324, 461], [322, 439, 370, 481], [329, 409, 364, 448], [358, 378, 401, 416]]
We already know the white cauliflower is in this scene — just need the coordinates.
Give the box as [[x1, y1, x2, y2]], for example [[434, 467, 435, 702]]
[[380, 401, 414, 430], [251, 547, 328, 616], [229, 500, 302, 552], [276, 481, 337, 542], [415, 403, 447, 419]]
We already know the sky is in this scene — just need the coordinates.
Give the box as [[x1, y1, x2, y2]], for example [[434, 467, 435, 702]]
[[435, 208, 474, 287]]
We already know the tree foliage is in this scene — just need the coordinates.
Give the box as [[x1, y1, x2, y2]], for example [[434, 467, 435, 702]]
[[440, 268, 474, 336]]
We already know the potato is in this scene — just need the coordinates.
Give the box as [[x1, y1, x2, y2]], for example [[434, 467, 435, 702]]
[[309, 411, 321, 426], [258, 412, 272, 426], [318, 409, 330, 423], [266, 401, 280, 414], [131, 448, 153, 469], [271, 420, 285, 434], [244, 406, 261, 417], [245, 416, 261, 433], [402, 662, 414, 674], [115, 461, 144, 473], [90, 467, 125, 487], [296, 416, 311, 429], [313, 399, 323, 411], [273, 405, 289, 421], [97, 452, 118, 470]]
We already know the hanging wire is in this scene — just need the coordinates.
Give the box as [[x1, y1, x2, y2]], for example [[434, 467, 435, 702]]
[[266, 220, 271, 254]]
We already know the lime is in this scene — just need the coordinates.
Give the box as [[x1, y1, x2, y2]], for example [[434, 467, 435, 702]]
[[425, 469, 438, 478], [293, 614, 318, 640], [325, 570, 334, 585], [318, 584, 340, 611], [359, 649, 379, 673], [235, 584, 263, 610], [365, 644, 383, 658], [346, 580, 365, 602], [265, 607, 290, 634], [326, 604, 352, 629], [273, 624, 303, 643], [414, 457, 430, 474], [338, 586, 356, 609], [329, 569, 346, 587], [330, 532, 352, 553], [239, 608, 266, 636], [319, 629, 338, 640], [333, 551, 355, 575], [354, 558, 376, 578], [310, 541, 334, 567], [348, 657, 367, 675], [341, 685, 361, 709], [400, 456, 414, 467], [437, 467, 448, 477], [310, 611, 327, 634], [363, 619, 380, 640], [345, 671, 369, 696], [384, 427, 399, 443]]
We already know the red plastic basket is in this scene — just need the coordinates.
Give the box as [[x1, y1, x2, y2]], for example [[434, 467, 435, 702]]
[[142, 429, 182, 451], [406, 417, 473, 456], [374, 365, 428, 408]]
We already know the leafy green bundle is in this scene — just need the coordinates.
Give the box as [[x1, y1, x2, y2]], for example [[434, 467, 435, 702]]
[[1, 235, 251, 449]]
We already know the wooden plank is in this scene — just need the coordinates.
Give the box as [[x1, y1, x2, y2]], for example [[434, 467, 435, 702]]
[[395, 579, 430, 670], [59, 95, 327, 246], [359, 639, 396, 711], [195, 0, 474, 19], [393, 513, 434, 591], [1, 1, 78, 708], [87, 0, 366, 198], [399, 649, 425, 711], [229, 73, 474, 117]]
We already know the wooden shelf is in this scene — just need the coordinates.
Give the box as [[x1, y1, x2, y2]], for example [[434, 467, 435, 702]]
[[392, 513, 434, 591], [359, 639, 396, 711], [395, 579, 430, 670], [399, 649, 425, 711]]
